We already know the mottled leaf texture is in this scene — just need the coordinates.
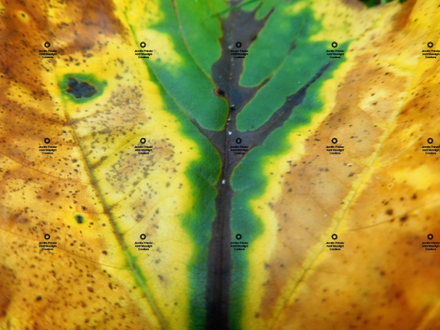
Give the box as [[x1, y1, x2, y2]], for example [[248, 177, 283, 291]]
[[0, 0, 439, 329]]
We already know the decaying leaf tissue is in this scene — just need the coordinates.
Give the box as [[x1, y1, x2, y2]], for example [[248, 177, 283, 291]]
[[0, 0, 439, 329]]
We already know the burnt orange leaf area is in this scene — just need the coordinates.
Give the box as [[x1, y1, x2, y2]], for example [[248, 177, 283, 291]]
[[1, 0, 440, 329]]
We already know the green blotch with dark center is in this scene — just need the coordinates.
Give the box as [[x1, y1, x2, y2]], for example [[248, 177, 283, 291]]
[[75, 215, 85, 224], [60, 73, 106, 104]]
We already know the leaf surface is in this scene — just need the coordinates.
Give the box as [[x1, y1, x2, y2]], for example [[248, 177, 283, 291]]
[[0, 0, 439, 329]]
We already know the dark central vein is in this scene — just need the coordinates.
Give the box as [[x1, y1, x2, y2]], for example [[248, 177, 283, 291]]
[[204, 5, 272, 330], [201, 4, 332, 330]]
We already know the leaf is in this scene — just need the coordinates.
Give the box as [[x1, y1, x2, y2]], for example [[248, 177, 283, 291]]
[[0, 0, 439, 329]]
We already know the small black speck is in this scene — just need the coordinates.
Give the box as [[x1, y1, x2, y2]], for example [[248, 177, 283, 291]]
[[36, 296, 42, 301], [75, 215, 84, 224], [215, 87, 225, 97]]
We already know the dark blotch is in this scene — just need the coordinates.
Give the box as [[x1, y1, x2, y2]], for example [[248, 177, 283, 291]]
[[36, 296, 42, 301], [216, 87, 226, 97], [75, 215, 84, 224], [386, 209, 393, 216], [400, 214, 408, 222], [66, 77, 97, 99]]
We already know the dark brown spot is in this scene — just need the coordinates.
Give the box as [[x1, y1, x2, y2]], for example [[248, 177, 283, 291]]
[[214, 87, 226, 97]]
